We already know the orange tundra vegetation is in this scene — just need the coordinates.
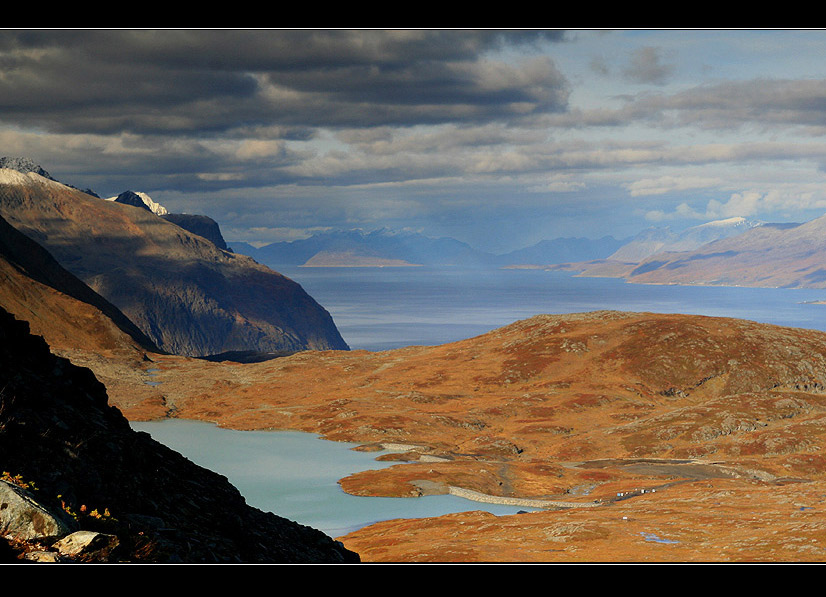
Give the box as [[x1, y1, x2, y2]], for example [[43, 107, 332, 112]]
[[109, 310, 826, 562]]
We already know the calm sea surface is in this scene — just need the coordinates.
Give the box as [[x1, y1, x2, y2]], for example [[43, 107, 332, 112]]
[[134, 267, 826, 537], [279, 266, 826, 351]]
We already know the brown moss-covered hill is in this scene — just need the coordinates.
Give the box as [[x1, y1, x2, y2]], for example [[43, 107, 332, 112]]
[[126, 310, 826, 471], [110, 310, 826, 562]]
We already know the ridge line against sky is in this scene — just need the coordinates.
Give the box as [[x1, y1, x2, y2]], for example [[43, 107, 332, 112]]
[[3, 29, 826, 252]]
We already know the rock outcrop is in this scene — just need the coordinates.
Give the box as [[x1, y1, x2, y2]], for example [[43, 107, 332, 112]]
[[161, 213, 228, 251], [0, 306, 359, 563], [0, 157, 56, 181]]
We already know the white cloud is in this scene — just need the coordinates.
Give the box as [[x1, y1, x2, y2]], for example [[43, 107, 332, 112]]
[[646, 188, 826, 223], [528, 175, 586, 193], [627, 175, 721, 197]]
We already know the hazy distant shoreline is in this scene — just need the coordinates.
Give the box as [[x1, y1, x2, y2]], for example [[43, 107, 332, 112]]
[[300, 263, 423, 268]]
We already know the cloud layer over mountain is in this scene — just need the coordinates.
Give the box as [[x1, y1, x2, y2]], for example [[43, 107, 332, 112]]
[[4, 30, 826, 252]]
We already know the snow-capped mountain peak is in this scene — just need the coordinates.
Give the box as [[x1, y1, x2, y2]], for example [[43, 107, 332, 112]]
[[0, 156, 56, 181], [106, 190, 168, 216], [692, 216, 760, 230]]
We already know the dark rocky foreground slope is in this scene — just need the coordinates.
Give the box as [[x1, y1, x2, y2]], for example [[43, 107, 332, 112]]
[[0, 307, 359, 563]]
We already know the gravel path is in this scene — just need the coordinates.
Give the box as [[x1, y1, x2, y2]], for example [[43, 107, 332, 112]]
[[448, 486, 603, 509]]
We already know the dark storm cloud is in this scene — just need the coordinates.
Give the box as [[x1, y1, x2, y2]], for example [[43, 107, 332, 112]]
[[621, 78, 826, 131], [0, 29, 571, 135]]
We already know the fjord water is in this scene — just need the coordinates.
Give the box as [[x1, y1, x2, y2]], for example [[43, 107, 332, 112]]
[[280, 266, 826, 351], [135, 267, 826, 538]]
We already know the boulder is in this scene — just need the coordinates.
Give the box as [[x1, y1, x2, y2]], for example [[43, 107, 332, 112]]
[[54, 530, 119, 561], [0, 480, 76, 541]]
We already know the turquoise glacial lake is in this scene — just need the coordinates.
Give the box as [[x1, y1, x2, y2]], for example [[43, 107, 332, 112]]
[[131, 419, 535, 538]]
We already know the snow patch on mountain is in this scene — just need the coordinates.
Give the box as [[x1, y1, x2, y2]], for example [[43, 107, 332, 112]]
[[0, 165, 68, 191], [106, 190, 169, 216], [0, 157, 99, 197], [696, 216, 751, 228], [610, 216, 762, 262], [689, 216, 762, 232]]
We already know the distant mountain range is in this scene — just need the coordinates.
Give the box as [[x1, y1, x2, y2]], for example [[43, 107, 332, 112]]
[[0, 159, 348, 357], [496, 235, 628, 266], [227, 216, 769, 276], [552, 215, 826, 289], [232, 228, 495, 267], [621, 219, 826, 288], [231, 211, 826, 290], [231, 229, 630, 269]]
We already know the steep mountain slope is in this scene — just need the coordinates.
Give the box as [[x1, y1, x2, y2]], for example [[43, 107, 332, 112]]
[[161, 213, 229, 250], [0, 213, 157, 355], [0, 211, 169, 411], [0, 306, 359, 563], [609, 217, 761, 263], [624, 219, 825, 287], [0, 166, 348, 356]]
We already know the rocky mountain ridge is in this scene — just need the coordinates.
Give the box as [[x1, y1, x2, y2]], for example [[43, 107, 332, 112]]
[[106, 191, 231, 251], [620, 216, 826, 288], [0, 157, 55, 181], [0, 161, 348, 356], [161, 213, 229, 251], [608, 217, 762, 263]]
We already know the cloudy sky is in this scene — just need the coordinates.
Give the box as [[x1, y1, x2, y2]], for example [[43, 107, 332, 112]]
[[4, 29, 826, 252]]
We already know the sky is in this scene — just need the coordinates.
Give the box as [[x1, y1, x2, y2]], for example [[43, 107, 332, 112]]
[[5, 29, 826, 252]]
